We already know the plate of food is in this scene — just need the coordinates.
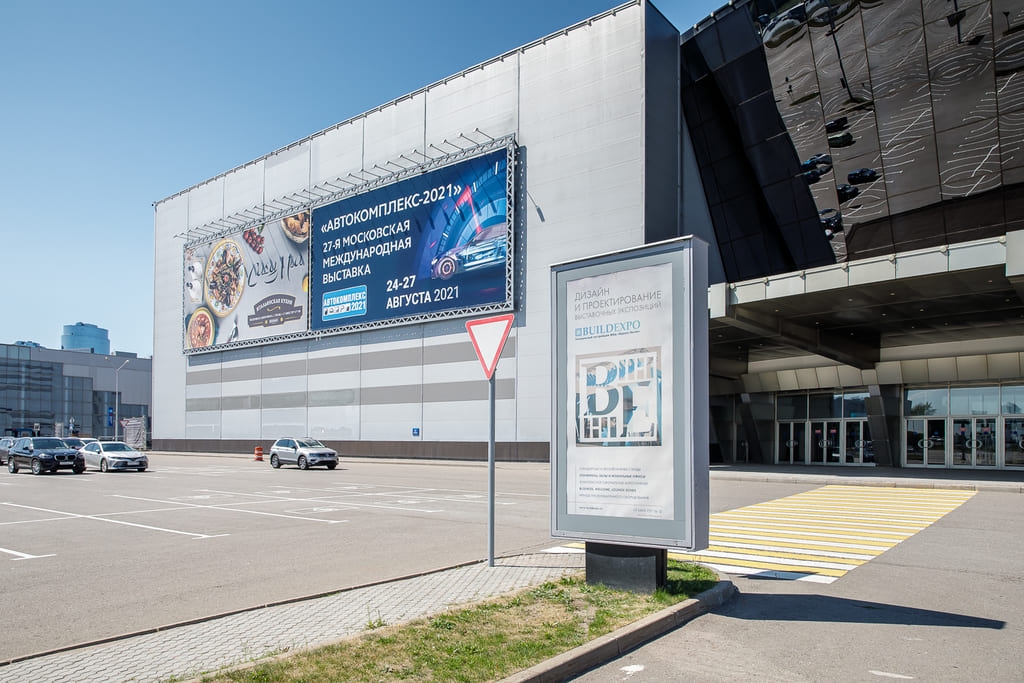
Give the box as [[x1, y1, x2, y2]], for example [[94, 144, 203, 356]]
[[186, 307, 216, 349], [204, 239, 246, 318], [281, 211, 310, 243]]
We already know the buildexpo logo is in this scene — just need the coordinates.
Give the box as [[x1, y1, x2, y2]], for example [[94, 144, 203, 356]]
[[576, 348, 661, 447]]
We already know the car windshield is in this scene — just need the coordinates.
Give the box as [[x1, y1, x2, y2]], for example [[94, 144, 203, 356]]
[[63, 439, 84, 447], [296, 438, 324, 447], [104, 443, 133, 452], [34, 438, 66, 449]]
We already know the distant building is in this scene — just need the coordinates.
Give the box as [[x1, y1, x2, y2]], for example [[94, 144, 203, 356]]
[[0, 343, 151, 440], [61, 322, 111, 355]]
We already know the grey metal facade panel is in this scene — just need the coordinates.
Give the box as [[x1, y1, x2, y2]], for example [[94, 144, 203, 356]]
[[221, 395, 261, 411], [261, 392, 307, 409], [423, 379, 516, 402], [643, 0, 682, 244], [261, 360, 307, 379], [308, 389, 359, 407], [359, 347, 424, 371], [307, 355, 360, 375], [185, 397, 221, 412], [186, 369, 222, 385], [221, 365, 260, 382]]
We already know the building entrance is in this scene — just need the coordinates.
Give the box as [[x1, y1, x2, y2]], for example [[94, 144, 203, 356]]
[[777, 419, 872, 465], [952, 418, 996, 467]]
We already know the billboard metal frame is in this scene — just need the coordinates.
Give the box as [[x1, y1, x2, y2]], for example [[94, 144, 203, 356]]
[[182, 134, 516, 355]]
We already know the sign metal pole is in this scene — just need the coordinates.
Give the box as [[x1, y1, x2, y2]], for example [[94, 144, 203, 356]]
[[488, 373, 496, 567]]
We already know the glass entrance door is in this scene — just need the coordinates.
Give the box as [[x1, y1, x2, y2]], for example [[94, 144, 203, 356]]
[[1005, 418, 1024, 468], [952, 418, 996, 467], [906, 418, 947, 466], [777, 422, 805, 464], [843, 420, 872, 464], [811, 421, 841, 464]]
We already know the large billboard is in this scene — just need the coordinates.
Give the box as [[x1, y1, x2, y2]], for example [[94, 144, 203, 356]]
[[311, 147, 512, 331], [183, 211, 309, 351], [182, 143, 514, 353], [551, 238, 709, 550]]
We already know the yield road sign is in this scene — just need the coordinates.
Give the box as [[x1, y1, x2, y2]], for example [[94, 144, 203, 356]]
[[465, 313, 514, 379]]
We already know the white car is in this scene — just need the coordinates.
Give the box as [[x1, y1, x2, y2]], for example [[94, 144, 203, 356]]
[[80, 441, 148, 472], [269, 438, 337, 470]]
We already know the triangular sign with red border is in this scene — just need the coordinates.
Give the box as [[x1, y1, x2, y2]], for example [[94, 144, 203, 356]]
[[466, 313, 515, 379]]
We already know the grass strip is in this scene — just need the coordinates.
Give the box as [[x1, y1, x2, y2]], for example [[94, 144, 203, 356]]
[[196, 560, 716, 683]]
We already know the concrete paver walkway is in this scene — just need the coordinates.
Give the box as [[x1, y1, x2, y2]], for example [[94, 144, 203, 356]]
[[3, 553, 586, 683]]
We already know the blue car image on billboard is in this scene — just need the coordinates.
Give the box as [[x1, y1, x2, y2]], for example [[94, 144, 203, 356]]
[[430, 219, 508, 280]]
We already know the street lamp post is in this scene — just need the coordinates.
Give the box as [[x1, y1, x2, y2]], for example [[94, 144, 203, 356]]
[[113, 359, 129, 441]]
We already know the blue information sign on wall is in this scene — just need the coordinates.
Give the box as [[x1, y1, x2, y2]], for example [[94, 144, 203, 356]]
[[311, 148, 511, 331]]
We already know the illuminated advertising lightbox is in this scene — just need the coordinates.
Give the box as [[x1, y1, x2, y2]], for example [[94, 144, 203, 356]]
[[183, 212, 310, 352], [311, 148, 512, 331], [550, 238, 710, 551]]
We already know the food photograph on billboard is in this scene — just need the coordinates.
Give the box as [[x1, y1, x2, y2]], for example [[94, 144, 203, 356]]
[[311, 147, 513, 332], [183, 211, 310, 351]]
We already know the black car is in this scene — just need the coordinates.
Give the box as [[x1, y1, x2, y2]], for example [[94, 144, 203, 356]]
[[837, 183, 860, 202], [7, 437, 85, 475], [825, 116, 848, 133], [802, 168, 822, 184], [819, 208, 842, 236], [847, 167, 878, 184], [0, 436, 14, 465]]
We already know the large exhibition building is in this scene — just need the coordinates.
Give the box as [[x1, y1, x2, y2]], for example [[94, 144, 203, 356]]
[[153, 0, 1024, 471]]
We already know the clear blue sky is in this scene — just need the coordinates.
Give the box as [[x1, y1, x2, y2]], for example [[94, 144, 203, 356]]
[[0, 0, 723, 357]]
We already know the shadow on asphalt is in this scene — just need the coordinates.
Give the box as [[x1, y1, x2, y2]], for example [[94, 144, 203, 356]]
[[718, 591, 1005, 629]]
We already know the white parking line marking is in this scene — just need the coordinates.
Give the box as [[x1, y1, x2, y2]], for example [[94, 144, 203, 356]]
[[0, 546, 56, 560], [2, 502, 223, 539], [197, 488, 443, 513], [112, 494, 348, 523]]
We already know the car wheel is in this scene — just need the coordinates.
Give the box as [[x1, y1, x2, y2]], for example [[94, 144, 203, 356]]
[[326, 462, 337, 470], [137, 467, 146, 472], [435, 256, 458, 279], [74, 463, 85, 474], [8, 458, 18, 474], [298, 455, 308, 470], [270, 453, 281, 469], [31, 458, 43, 475], [100, 459, 108, 473]]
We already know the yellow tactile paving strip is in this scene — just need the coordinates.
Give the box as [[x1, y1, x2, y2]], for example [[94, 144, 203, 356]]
[[560, 485, 976, 583], [670, 485, 976, 582]]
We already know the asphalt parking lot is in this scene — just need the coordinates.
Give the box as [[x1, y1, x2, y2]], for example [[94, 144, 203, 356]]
[[0, 453, 553, 662]]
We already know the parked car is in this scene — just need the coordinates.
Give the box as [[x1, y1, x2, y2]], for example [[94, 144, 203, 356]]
[[61, 437, 88, 450], [827, 131, 854, 148], [802, 168, 822, 184], [80, 440, 148, 472], [801, 154, 832, 177], [0, 436, 15, 465], [269, 438, 338, 470], [837, 183, 860, 202], [819, 208, 843, 236], [7, 437, 85, 475], [825, 116, 848, 133], [847, 167, 878, 184]]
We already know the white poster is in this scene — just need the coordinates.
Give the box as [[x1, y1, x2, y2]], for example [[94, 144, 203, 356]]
[[565, 263, 675, 519]]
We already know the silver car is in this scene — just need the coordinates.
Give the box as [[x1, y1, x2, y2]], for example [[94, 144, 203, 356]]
[[80, 441, 148, 472], [269, 438, 338, 470]]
